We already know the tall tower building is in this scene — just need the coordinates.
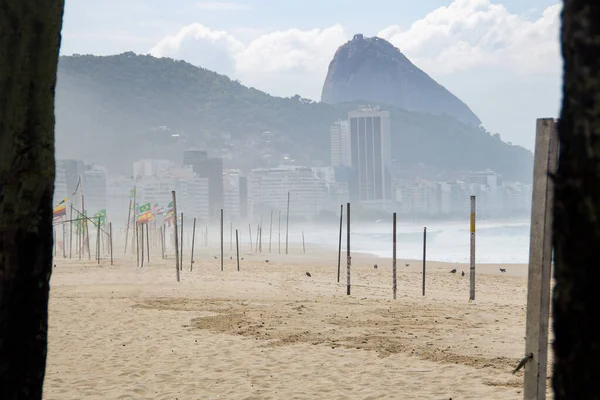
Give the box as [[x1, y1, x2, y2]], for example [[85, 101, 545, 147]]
[[348, 108, 392, 203], [182, 148, 223, 220], [330, 120, 350, 167]]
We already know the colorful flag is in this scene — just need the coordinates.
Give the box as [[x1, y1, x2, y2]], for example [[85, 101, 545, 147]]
[[138, 211, 154, 223], [53, 198, 68, 218], [93, 209, 106, 227], [138, 203, 151, 214]]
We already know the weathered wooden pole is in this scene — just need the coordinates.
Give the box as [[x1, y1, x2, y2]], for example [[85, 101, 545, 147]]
[[190, 217, 197, 271], [469, 196, 476, 301], [269, 211, 273, 253], [124, 198, 131, 254], [255, 224, 259, 253], [220, 209, 224, 272], [236, 229, 240, 272], [62, 219, 66, 258], [146, 223, 150, 264], [96, 217, 101, 264], [109, 222, 113, 266], [278, 210, 281, 254], [393, 212, 397, 300], [422, 227, 427, 296], [172, 191, 180, 282], [140, 222, 145, 268], [179, 213, 184, 271], [524, 118, 559, 399], [136, 222, 139, 267], [69, 204, 73, 259], [337, 204, 343, 283], [346, 202, 351, 296], [286, 191, 290, 255], [259, 225, 263, 253], [248, 223, 253, 252], [302, 231, 306, 254]]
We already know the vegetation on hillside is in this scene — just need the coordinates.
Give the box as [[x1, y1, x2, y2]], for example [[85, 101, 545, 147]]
[[55, 52, 533, 182]]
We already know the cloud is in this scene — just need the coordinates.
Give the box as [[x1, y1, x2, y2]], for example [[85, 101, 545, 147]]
[[194, 1, 250, 11], [150, 23, 244, 76], [150, 0, 561, 100], [377, 0, 562, 76]]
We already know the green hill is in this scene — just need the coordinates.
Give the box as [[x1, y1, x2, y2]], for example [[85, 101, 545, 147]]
[[55, 52, 533, 182]]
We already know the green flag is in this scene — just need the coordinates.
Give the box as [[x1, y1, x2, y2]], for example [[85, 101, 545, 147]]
[[138, 203, 151, 214], [93, 209, 106, 227]]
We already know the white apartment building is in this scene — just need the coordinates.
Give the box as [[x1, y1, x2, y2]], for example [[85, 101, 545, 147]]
[[248, 166, 328, 220], [82, 165, 107, 215], [330, 120, 350, 167]]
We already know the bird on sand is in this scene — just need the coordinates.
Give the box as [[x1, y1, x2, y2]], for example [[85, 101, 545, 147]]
[[230, 256, 232, 260], [213, 256, 217, 259], [373, 264, 378, 269], [405, 263, 410, 267], [461, 271, 465, 277], [499, 268, 507, 273], [265, 260, 270, 263], [241, 257, 244, 260], [450, 269, 457, 273], [306, 272, 312, 277]]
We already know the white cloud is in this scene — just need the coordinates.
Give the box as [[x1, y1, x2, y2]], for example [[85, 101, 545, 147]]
[[194, 1, 250, 11], [150, 0, 561, 101], [150, 23, 244, 76], [377, 0, 562, 76]]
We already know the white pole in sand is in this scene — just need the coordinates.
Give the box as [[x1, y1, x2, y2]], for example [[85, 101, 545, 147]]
[[469, 196, 476, 301]]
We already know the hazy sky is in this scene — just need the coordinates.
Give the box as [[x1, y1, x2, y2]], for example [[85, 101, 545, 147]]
[[61, 0, 562, 150]]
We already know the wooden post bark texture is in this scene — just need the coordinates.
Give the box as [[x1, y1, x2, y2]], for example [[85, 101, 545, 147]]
[[553, 1, 600, 398], [0, 1, 65, 398]]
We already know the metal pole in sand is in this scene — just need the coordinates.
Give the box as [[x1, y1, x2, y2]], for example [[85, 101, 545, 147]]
[[179, 213, 184, 271], [278, 210, 281, 254], [220, 209, 224, 272], [124, 199, 131, 254], [346, 202, 351, 296], [97, 217, 101, 264], [469, 196, 476, 301], [110, 222, 113, 266], [140, 222, 145, 268], [393, 212, 397, 300], [146, 223, 150, 264], [191, 217, 196, 271], [422, 227, 427, 296], [269, 211, 273, 253], [337, 204, 343, 283], [286, 191, 290, 255], [249, 223, 253, 252], [69, 204, 73, 259], [236, 229, 240, 272], [172, 191, 180, 282]]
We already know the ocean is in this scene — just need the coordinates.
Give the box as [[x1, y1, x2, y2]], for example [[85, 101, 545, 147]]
[[301, 220, 531, 264]]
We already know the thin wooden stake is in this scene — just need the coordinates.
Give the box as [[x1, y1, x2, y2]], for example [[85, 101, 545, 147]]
[[423, 227, 427, 296], [269, 211, 273, 253], [172, 191, 180, 282], [136, 222, 139, 267], [110, 222, 113, 266], [337, 204, 343, 283], [124, 199, 132, 254], [286, 191, 290, 255], [62, 218, 66, 258], [469, 196, 476, 301], [249, 223, 253, 252], [180, 213, 184, 271], [236, 229, 240, 272], [346, 202, 351, 296], [220, 209, 224, 272], [393, 213, 397, 300], [302, 231, 305, 254], [278, 210, 281, 254], [69, 204, 73, 259], [97, 217, 101, 264], [190, 217, 197, 271], [146, 223, 150, 264], [141, 222, 145, 268]]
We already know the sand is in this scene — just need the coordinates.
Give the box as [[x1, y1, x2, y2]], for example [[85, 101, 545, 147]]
[[43, 245, 552, 399]]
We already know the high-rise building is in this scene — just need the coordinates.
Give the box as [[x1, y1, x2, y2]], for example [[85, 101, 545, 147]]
[[82, 165, 107, 214], [133, 159, 172, 177], [182, 148, 223, 220], [223, 170, 248, 221], [348, 108, 392, 205], [248, 166, 328, 220], [56, 159, 85, 202], [330, 120, 350, 167]]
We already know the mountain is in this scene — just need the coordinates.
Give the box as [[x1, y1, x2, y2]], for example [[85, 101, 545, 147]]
[[321, 34, 481, 126], [55, 52, 532, 182]]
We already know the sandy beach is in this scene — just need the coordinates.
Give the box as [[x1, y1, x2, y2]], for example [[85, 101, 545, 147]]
[[43, 245, 551, 399]]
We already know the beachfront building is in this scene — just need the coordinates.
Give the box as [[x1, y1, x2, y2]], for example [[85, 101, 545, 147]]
[[223, 169, 248, 221], [182, 148, 223, 221], [248, 166, 329, 220], [330, 120, 350, 167], [82, 165, 107, 215], [348, 108, 393, 209]]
